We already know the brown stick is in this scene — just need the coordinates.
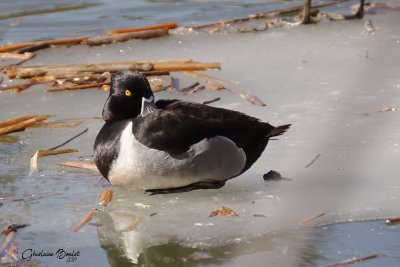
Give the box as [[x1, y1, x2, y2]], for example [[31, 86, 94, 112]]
[[98, 189, 113, 206], [48, 128, 88, 150], [299, 212, 325, 225], [304, 153, 321, 168], [70, 209, 97, 233], [107, 22, 178, 35], [31, 71, 168, 84], [47, 82, 108, 92], [0, 231, 15, 256], [203, 97, 221, 105], [0, 23, 177, 53], [59, 160, 98, 172], [324, 254, 378, 267], [0, 115, 36, 128], [2, 224, 29, 235], [0, 81, 36, 92], [385, 217, 400, 224], [0, 52, 35, 60], [85, 28, 169, 46], [0, 37, 89, 53], [152, 61, 221, 72], [15, 42, 50, 53], [142, 71, 170, 76], [0, 114, 53, 136], [184, 71, 238, 85], [0, 118, 37, 136], [47, 80, 167, 93], [5, 62, 152, 79], [37, 149, 78, 157], [5, 60, 220, 79], [30, 149, 79, 175]]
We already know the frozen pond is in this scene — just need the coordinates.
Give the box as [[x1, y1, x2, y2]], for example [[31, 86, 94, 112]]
[[1, 0, 400, 266], [0, 0, 329, 44]]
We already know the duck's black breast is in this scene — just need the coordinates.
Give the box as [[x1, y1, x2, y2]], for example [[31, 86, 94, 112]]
[[94, 119, 131, 179]]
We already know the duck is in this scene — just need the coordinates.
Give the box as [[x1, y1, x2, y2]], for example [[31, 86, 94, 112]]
[[94, 70, 290, 194]]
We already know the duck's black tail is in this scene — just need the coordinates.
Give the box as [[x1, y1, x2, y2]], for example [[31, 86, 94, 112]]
[[268, 124, 291, 138], [238, 124, 290, 174]]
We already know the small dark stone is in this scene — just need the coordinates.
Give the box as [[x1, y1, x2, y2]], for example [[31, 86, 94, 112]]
[[263, 170, 282, 181]]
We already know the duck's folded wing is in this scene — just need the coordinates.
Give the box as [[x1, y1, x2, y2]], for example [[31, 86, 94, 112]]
[[132, 111, 220, 155], [132, 109, 276, 155], [156, 99, 260, 123]]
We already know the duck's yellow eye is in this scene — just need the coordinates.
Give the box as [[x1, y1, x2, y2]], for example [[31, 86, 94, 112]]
[[125, 89, 132, 97]]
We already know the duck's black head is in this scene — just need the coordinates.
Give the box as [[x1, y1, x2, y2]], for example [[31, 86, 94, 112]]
[[102, 70, 154, 122]]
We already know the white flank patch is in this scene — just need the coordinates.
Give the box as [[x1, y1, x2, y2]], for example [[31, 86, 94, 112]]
[[108, 122, 246, 189]]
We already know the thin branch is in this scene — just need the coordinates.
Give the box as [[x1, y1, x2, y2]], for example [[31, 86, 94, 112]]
[[324, 254, 378, 267], [48, 128, 88, 151], [305, 153, 321, 168]]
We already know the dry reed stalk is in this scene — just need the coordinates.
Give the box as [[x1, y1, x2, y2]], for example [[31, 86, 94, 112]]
[[0, 81, 36, 92], [0, 114, 54, 136], [304, 153, 321, 168], [184, 71, 238, 85], [4, 60, 220, 79], [47, 128, 88, 151], [385, 217, 400, 224], [0, 231, 16, 256], [124, 216, 142, 231], [70, 209, 97, 233], [85, 28, 169, 46], [0, 52, 35, 60], [0, 115, 36, 128], [299, 212, 326, 225], [47, 82, 108, 92], [15, 42, 50, 53], [0, 37, 89, 53], [98, 189, 113, 206], [5, 62, 152, 79], [209, 206, 238, 217], [202, 97, 221, 105], [152, 61, 220, 72], [324, 254, 378, 267], [37, 149, 79, 157], [0, 118, 37, 136], [59, 160, 98, 172], [29, 149, 78, 175], [107, 22, 178, 34]]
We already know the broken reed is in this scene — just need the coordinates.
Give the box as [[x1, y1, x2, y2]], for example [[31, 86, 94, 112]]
[[0, 114, 53, 136], [4, 60, 221, 79], [0, 23, 178, 53]]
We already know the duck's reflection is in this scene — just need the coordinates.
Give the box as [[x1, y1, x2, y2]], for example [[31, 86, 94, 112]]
[[96, 209, 314, 266]]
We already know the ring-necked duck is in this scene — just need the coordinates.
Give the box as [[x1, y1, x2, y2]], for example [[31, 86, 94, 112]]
[[94, 70, 290, 194]]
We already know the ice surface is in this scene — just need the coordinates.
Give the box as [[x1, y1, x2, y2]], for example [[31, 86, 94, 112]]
[[1, 6, 400, 266]]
